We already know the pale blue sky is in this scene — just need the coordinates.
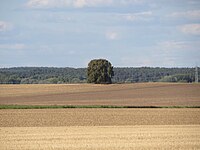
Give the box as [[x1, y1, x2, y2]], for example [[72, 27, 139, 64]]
[[0, 0, 200, 68]]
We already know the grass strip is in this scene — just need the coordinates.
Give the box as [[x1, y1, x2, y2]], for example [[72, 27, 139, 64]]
[[0, 105, 200, 109]]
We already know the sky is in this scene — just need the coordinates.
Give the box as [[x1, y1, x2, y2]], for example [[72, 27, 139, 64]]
[[0, 0, 200, 68]]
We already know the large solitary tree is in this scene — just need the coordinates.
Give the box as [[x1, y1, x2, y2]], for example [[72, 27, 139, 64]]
[[87, 59, 114, 84]]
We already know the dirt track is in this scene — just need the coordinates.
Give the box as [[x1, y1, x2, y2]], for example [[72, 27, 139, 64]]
[[0, 83, 200, 106]]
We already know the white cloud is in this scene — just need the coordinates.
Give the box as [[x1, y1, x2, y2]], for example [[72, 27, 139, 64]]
[[0, 21, 12, 32], [26, 0, 144, 9], [105, 31, 119, 40], [121, 11, 153, 21], [73, 0, 87, 8], [119, 0, 144, 5], [157, 41, 188, 50], [180, 24, 200, 35], [26, 0, 113, 8], [73, 0, 113, 8], [0, 44, 26, 50], [26, 0, 69, 8], [169, 10, 200, 20]]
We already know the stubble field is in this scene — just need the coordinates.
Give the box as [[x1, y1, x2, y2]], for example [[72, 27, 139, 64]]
[[0, 108, 200, 150], [0, 83, 200, 149], [1, 125, 200, 150]]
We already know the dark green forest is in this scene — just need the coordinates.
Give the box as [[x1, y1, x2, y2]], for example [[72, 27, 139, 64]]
[[0, 67, 198, 84]]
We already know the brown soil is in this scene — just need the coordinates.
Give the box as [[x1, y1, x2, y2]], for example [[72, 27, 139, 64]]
[[0, 83, 200, 106]]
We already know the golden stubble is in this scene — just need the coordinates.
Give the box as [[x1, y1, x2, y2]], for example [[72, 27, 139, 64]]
[[0, 125, 200, 150]]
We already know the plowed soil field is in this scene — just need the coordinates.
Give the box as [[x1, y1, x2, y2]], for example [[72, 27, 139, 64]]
[[0, 83, 200, 106]]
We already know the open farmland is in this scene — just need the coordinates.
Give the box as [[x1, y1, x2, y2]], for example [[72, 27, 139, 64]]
[[0, 83, 200, 149], [0, 83, 200, 106], [0, 108, 200, 149]]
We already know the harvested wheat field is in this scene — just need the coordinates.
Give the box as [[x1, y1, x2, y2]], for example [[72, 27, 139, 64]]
[[0, 83, 200, 106], [1, 125, 200, 150], [0, 108, 200, 149], [0, 109, 200, 127]]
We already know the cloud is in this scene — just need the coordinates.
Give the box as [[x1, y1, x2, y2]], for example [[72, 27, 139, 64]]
[[26, 0, 145, 9], [0, 44, 26, 50], [180, 24, 200, 35], [105, 31, 119, 40], [120, 11, 153, 21], [119, 0, 144, 5], [26, 0, 113, 8], [157, 41, 188, 50], [26, 0, 69, 9], [0, 21, 12, 32], [169, 10, 200, 20], [73, 0, 113, 8]]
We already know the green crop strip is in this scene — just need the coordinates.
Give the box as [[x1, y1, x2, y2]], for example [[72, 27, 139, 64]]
[[0, 105, 199, 109]]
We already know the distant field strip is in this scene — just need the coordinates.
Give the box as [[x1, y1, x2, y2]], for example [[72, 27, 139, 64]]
[[0, 109, 199, 127], [1, 125, 200, 150], [0, 105, 200, 109], [0, 83, 200, 106]]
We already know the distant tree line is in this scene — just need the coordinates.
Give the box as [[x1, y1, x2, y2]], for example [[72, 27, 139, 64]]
[[0, 67, 198, 84], [0, 67, 86, 84], [112, 67, 198, 83]]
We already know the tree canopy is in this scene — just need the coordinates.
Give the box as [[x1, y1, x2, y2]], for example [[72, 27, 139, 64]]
[[87, 59, 114, 84]]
